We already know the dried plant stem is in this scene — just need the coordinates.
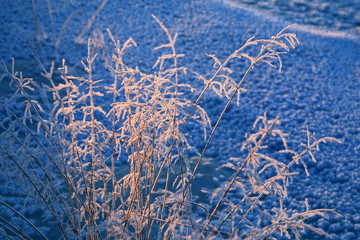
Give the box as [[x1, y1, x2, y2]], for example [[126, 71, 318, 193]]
[[202, 116, 279, 237], [75, 0, 108, 44], [185, 41, 274, 201], [0, 200, 49, 240], [231, 135, 342, 237], [45, 0, 55, 42]]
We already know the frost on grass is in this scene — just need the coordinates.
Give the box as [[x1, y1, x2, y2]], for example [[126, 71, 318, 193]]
[[0, 15, 341, 240]]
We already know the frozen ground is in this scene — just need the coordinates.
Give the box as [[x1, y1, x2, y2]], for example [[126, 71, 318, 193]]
[[234, 0, 360, 35], [0, 0, 359, 239]]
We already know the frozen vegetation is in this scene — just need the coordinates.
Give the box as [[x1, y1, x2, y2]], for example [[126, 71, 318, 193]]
[[0, 0, 359, 239]]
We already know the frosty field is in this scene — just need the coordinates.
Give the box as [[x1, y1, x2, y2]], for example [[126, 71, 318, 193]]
[[0, 0, 359, 239]]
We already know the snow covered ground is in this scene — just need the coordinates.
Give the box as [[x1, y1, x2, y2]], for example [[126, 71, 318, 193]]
[[0, 0, 359, 239]]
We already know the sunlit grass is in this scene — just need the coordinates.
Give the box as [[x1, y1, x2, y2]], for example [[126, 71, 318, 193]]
[[0, 14, 341, 240]]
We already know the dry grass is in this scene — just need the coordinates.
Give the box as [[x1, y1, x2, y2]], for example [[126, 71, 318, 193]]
[[0, 15, 341, 240]]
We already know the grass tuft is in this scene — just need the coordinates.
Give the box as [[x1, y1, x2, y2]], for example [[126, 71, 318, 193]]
[[0, 14, 341, 240]]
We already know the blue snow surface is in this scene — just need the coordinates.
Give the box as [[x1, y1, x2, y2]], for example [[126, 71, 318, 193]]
[[0, 0, 359, 239]]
